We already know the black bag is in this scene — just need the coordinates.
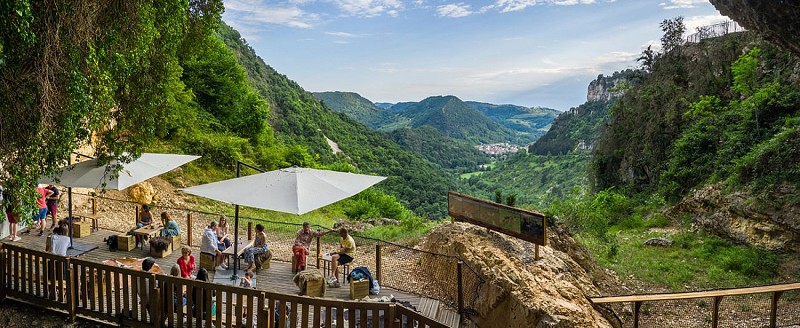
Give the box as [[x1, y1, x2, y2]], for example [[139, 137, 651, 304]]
[[106, 235, 118, 252]]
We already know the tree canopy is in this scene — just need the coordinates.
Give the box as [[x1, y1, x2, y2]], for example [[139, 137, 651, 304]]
[[0, 0, 223, 216]]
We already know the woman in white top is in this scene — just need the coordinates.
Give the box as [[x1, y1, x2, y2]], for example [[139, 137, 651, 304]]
[[216, 215, 232, 251]]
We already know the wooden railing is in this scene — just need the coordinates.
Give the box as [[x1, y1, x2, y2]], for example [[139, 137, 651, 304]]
[[0, 243, 448, 328], [591, 283, 800, 328]]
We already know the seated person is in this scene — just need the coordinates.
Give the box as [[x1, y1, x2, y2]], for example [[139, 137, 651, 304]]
[[49, 226, 70, 257], [292, 221, 334, 271], [243, 224, 268, 273], [177, 246, 195, 278], [327, 228, 355, 288], [200, 221, 226, 270], [135, 205, 154, 247], [191, 268, 215, 317], [160, 212, 180, 238], [138, 258, 157, 313], [216, 215, 232, 251]]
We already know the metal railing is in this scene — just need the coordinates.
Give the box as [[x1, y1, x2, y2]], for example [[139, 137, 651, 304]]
[[686, 20, 746, 44]]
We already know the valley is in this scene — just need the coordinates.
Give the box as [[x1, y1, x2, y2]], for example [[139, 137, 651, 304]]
[[4, 0, 800, 327]]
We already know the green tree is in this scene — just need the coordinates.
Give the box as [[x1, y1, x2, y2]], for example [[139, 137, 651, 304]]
[[0, 0, 222, 217]]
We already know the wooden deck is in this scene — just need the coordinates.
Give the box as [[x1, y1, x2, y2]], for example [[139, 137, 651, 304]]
[[6, 227, 423, 309]]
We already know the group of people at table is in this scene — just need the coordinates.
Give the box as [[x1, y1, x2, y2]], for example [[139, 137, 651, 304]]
[[197, 218, 357, 288]]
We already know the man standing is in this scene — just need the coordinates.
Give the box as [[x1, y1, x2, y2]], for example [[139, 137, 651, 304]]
[[45, 184, 60, 227], [292, 222, 333, 272], [328, 228, 355, 288]]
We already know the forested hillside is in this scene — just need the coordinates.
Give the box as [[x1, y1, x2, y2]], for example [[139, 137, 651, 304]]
[[394, 96, 516, 144], [592, 31, 800, 201], [466, 151, 590, 209], [312, 91, 398, 129], [530, 70, 644, 155], [217, 24, 463, 218], [465, 102, 559, 144], [387, 126, 489, 172]]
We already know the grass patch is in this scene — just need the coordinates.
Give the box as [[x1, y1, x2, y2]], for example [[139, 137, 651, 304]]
[[579, 229, 781, 291]]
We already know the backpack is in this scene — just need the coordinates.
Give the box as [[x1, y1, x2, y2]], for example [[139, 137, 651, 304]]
[[106, 235, 118, 252]]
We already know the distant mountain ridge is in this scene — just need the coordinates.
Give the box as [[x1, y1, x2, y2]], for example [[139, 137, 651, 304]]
[[312, 91, 397, 129], [465, 101, 559, 143], [315, 92, 558, 144], [395, 96, 516, 144]]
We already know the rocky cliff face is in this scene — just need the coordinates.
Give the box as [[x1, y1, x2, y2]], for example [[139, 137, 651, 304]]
[[587, 74, 625, 102], [420, 222, 622, 328], [670, 183, 800, 252], [710, 0, 800, 56]]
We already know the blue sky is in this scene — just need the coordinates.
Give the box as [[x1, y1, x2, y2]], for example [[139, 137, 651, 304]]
[[223, 0, 728, 111]]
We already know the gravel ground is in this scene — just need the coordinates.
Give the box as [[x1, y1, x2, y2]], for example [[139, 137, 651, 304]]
[[0, 300, 110, 327]]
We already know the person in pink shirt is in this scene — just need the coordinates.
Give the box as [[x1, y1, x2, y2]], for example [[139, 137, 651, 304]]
[[176, 246, 196, 278], [29, 185, 53, 236]]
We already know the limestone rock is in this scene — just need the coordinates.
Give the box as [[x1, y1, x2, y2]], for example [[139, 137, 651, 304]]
[[710, 0, 800, 56], [587, 74, 627, 103], [419, 222, 619, 328], [670, 183, 800, 251], [128, 182, 156, 205], [644, 238, 673, 247]]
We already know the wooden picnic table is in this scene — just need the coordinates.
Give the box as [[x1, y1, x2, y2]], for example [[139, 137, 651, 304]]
[[132, 225, 163, 250], [222, 239, 253, 268], [101, 257, 163, 274]]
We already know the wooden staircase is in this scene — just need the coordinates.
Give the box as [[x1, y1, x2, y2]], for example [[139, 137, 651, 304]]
[[418, 297, 462, 328]]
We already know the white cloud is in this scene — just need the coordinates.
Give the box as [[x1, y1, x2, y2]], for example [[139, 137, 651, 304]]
[[437, 3, 473, 18], [491, 0, 595, 13], [328, 0, 403, 17], [225, 0, 318, 29], [325, 31, 358, 37], [659, 0, 709, 10]]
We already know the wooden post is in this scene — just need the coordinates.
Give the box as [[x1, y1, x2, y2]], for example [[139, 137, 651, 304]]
[[151, 285, 162, 327], [376, 245, 382, 283], [248, 222, 253, 241], [457, 260, 464, 316], [633, 301, 642, 328], [91, 197, 97, 215], [316, 237, 321, 269], [0, 249, 5, 302], [258, 293, 269, 328], [135, 205, 139, 226], [68, 264, 76, 323], [770, 291, 783, 328], [534, 245, 540, 260], [388, 304, 399, 328], [186, 213, 193, 247], [712, 296, 723, 328]]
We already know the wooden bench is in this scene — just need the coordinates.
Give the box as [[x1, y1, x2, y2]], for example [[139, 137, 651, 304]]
[[72, 214, 98, 232]]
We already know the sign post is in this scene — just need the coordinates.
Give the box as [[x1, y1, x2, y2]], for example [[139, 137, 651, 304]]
[[448, 191, 547, 256]]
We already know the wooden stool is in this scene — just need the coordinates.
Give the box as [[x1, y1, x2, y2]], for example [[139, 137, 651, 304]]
[[73, 221, 91, 238], [117, 235, 135, 251], [199, 252, 217, 271], [255, 250, 272, 272], [292, 253, 308, 273], [169, 235, 182, 251], [321, 258, 351, 284]]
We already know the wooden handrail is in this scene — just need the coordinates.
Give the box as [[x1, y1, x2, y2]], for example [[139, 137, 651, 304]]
[[590, 283, 800, 303], [0, 242, 449, 328]]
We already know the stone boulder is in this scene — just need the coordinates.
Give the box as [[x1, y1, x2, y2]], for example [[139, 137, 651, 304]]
[[128, 182, 156, 205], [644, 238, 672, 247], [670, 183, 800, 252], [419, 222, 619, 328]]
